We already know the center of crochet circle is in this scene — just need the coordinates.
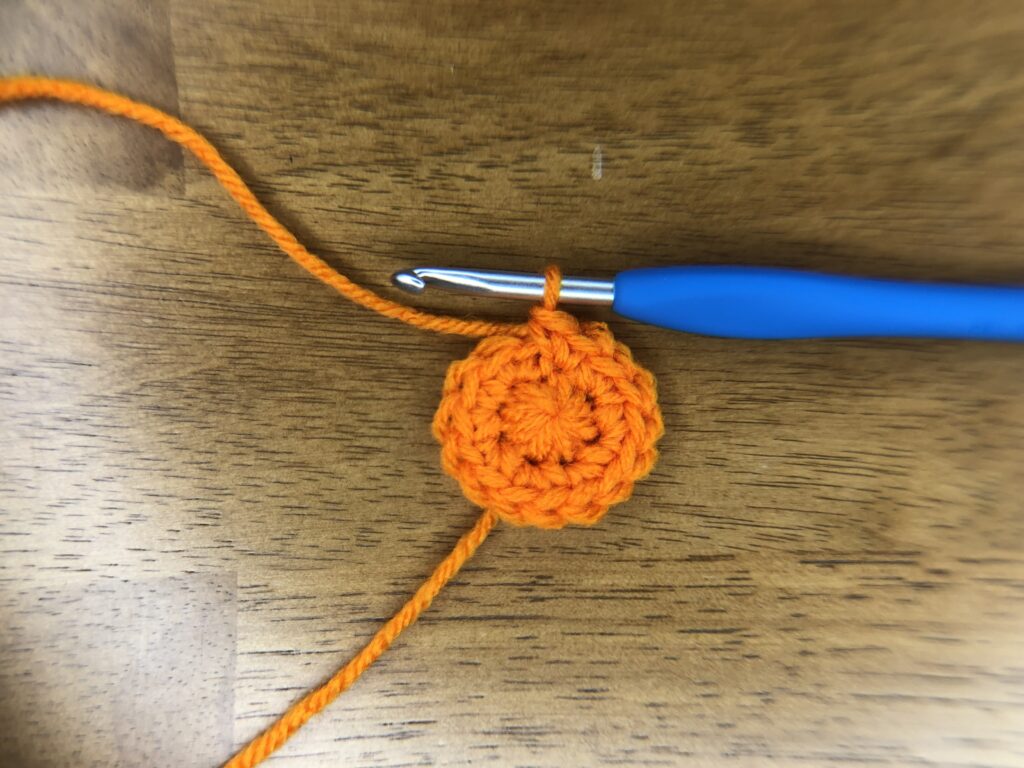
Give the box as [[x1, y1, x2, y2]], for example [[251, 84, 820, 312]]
[[433, 305, 663, 529], [501, 378, 598, 464]]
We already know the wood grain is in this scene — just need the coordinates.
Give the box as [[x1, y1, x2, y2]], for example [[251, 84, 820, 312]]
[[1, 1, 1023, 766]]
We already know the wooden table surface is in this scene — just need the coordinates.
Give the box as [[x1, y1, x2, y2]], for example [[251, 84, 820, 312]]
[[2, 1, 1024, 766]]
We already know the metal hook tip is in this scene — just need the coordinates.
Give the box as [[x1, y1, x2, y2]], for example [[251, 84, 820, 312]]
[[391, 269, 427, 294]]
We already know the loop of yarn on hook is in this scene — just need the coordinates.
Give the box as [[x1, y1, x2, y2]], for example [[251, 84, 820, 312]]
[[434, 266, 664, 529]]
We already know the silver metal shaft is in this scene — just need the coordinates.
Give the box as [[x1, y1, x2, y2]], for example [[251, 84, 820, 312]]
[[391, 267, 615, 306]]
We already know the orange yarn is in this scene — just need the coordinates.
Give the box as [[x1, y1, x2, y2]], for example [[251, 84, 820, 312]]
[[225, 509, 499, 768], [0, 76, 662, 766], [0, 76, 518, 339], [435, 267, 663, 529]]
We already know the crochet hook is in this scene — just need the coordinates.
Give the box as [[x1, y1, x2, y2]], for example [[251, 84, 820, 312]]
[[391, 265, 1024, 341]]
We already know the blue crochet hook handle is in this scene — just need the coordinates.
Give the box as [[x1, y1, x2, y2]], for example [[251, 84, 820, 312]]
[[392, 265, 1024, 341], [614, 266, 1024, 341]]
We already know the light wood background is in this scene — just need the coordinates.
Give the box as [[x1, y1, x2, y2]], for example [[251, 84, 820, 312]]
[[2, 1, 1024, 766]]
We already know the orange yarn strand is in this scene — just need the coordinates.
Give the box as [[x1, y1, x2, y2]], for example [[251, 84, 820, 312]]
[[0, 75, 663, 767], [0, 76, 518, 338], [225, 509, 498, 768]]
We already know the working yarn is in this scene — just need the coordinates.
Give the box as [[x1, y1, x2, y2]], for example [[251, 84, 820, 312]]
[[0, 76, 663, 767]]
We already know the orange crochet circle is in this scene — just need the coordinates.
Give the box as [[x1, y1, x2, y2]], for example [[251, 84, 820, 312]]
[[433, 298, 663, 529]]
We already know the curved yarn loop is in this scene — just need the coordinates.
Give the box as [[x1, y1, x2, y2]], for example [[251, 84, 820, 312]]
[[0, 75, 662, 767], [542, 264, 562, 310]]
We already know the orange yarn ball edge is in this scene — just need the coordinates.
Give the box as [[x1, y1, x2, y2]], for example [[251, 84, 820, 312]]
[[434, 267, 664, 529]]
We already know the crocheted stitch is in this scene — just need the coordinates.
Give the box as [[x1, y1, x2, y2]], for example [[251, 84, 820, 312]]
[[435, 267, 662, 528]]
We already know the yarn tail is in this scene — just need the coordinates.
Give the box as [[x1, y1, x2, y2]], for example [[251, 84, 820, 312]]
[[224, 509, 498, 768]]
